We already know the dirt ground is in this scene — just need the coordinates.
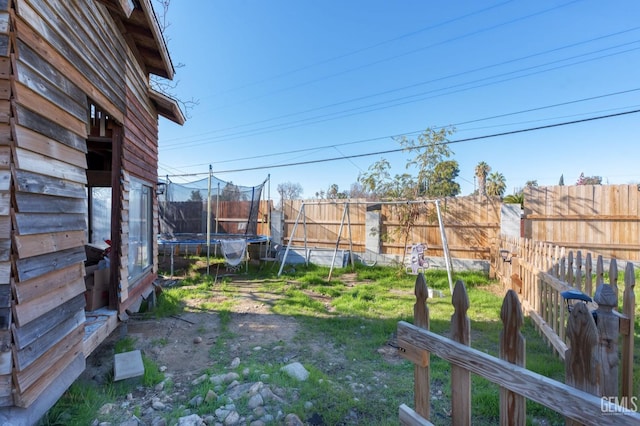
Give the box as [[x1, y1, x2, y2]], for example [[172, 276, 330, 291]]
[[83, 261, 401, 389]]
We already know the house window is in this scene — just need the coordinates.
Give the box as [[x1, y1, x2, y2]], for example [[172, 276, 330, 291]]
[[128, 177, 152, 281], [89, 187, 112, 248]]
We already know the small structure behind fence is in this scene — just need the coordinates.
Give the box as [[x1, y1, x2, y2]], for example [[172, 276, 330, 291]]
[[397, 274, 640, 425]]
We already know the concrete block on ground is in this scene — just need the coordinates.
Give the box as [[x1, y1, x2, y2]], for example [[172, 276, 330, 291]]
[[114, 350, 144, 381]]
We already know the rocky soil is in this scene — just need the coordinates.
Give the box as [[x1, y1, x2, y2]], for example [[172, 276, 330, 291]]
[[79, 275, 403, 426]]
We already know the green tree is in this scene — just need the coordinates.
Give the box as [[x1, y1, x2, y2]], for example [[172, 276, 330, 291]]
[[429, 160, 461, 197], [487, 172, 507, 197], [358, 159, 417, 199], [398, 127, 455, 197], [327, 183, 347, 199], [358, 127, 458, 267], [559, 174, 564, 186], [189, 190, 202, 202], [577, 173, 602, 185], [475, 161, 491, 196], [503, 192, 524, 208]]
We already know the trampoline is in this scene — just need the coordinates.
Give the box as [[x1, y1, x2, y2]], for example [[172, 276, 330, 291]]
[[159, 233, 269, 276], [157, 172, 272, 276]]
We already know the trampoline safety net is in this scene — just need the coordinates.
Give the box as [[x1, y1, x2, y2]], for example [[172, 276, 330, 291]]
[[158, 175, 266, 238]]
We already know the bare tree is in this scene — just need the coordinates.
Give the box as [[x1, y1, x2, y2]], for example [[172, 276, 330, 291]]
[[277, 181, 303, 208], [151, 0, 199, 118]]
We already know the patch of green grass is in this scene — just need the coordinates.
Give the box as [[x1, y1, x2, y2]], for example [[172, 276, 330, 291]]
[[39, 382, 111, 426], [51, 263, 580, 425]]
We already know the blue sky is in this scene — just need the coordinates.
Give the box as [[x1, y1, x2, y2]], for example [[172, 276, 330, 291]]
[[157, 0, 640, 199]]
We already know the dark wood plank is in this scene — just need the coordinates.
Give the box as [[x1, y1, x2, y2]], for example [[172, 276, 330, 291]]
[[0, 239, 9, 263], [0, 34, 8, 58], [12, 349, 84, 408], [11, 293, 84, 349], [12, 276, 85, 327], [14, 146, 87, 185], [14, 125, 86, 168], [13, 15, 124, 122], [14, 61, 86, 122], [0, 284, 8, 307], [15, 192, 86, 214], [13, 212, 86, 236], [12, 312, 84, 372], [0, 307, 9, 330], [13, 104, 87, 152], [14, 39, 86, 105], [14, 169, 86, 199], [16, 0, 125, 110], [14, 230, 87, 261], [13, 81, 87, 139], [0, 329, 10, 375], [14, 326, 83, 393], [15, 246, 86, 281]]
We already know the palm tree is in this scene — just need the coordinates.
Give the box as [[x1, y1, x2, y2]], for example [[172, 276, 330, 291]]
[[503, 192, 524, 208], [487, 172, 507, 197], [475, 161, 491, 196]]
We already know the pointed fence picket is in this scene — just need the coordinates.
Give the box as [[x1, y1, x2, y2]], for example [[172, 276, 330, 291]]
[[493, 236, 635, 404], [397, 273, 640, 425]]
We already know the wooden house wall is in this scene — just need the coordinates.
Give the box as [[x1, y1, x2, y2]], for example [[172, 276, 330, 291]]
[[118, 45, 160, 312], [0, 2, 10, 408], [3, 0, 162, 409]]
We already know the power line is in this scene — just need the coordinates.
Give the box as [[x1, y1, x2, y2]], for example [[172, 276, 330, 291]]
[[201, 0, 582, 112], [161, 42, 640, 151], [201, 0, 517, 99], [174, 88, 639, 169], [162, 108, 640, 178]]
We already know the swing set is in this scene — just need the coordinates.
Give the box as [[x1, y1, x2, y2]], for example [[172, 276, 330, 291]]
[[278, 199, 454, 293]]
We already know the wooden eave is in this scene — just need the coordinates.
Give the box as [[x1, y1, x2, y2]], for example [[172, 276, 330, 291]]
[[97, 0, 174, 79], [150, 89, 185, 125]]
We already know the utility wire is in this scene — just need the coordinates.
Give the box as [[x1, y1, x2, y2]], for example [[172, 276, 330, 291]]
[[161, 42, 640, 150], [161, 108, 640, 178], [204, 0, 516, 98], [204, 0, 582, 110], [174, 88, 639, 168], [164, 26, 640, 145]]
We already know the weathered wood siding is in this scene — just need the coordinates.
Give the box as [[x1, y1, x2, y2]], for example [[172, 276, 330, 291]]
[[3, 0, 163, 409], [524, 184, 640, 261], [0, 1, 10, 407]]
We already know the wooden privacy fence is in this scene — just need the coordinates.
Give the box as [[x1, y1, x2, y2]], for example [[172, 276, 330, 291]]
[[493, 236, 636, 400], [524, 184, 640, 261], [281, 196, 501, 260], [397, 274, 640, 425]]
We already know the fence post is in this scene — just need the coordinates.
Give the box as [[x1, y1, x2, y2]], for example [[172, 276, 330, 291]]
[[565, 302, 600, 425], [575, 251, 582, 292], [451, 280, 470, 425], [413, 273, 430, 419], [584, 253, 593, 298], [594, 283, 619, 398], [609, 260, 619, 299], [621, 263, 635, 405], [596, 255, 604, 286], [499, 289, 525, 425]]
